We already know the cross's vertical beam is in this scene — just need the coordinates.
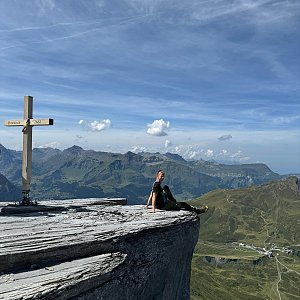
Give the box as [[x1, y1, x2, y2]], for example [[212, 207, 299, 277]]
[[4, 96, 53, 205], [22, 96, 33, 201]]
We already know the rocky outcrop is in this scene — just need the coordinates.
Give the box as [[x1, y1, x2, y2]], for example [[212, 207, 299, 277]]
[[0, 199, 200, 299]]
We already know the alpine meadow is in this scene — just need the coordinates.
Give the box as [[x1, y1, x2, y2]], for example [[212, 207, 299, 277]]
[[190, 176, 300, 300]]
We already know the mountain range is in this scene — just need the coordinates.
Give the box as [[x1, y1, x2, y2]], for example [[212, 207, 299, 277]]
[[0, 144, 283, 203]]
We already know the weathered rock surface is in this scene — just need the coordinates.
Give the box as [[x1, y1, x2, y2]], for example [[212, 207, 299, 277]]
[[0, 199, 200, 300]]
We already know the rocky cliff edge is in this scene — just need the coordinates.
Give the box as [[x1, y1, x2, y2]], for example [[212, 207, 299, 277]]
[[0, 199, 200, 300]]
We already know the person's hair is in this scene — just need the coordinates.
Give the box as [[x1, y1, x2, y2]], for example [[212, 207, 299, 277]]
[[156, 169, 164, 178]]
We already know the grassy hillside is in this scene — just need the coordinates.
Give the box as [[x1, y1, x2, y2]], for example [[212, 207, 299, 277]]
[[190, 176, 300, 246], [190, 176, 300, 300]]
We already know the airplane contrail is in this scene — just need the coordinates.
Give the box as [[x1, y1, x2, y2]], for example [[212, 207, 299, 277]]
[[0, 13, 158, 51]]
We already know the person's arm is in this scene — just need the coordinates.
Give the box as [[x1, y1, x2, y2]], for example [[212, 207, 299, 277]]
[[146, 191, 152, 208], [150, 192, 157, 213]]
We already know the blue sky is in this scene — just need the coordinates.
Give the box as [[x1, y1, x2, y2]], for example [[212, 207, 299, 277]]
[[0, 0, 299, 174]]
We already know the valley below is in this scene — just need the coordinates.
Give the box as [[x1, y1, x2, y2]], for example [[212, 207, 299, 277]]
[[190, 176, 300, 300], [191, 241, 300, 300]]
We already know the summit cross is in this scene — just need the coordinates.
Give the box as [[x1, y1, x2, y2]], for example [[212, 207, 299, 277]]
[[4, 96, 54, 205]]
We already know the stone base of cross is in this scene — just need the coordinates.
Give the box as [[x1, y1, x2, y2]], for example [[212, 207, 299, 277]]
[[4, 96, 54, 205]]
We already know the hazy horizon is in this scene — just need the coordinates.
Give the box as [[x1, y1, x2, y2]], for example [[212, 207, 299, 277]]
[[0, 142, 298, 176]]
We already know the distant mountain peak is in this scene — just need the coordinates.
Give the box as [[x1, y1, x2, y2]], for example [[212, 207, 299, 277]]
[[125, 151, 136, 156], [64, 145, 84, 153], [0, 144, 11, 154], [164, 152, 186, 162]]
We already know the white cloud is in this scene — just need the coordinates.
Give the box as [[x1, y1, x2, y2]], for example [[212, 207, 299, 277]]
[[79, 119, 111, 132], [131, 145, 147, 153], [165, 139, 172, 148], [173, 145, 204, 160], [218, 134, 232, 141], [170, 144, 251, 163], [147, 119, 170, 136], [213, 148, 250, 163], [37, 141, 60, 149], [231, 153, 250, 162], [205, 149, 214, 158]]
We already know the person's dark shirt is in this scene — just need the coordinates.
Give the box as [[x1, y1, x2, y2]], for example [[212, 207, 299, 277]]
[[152, 181, 165, 209]]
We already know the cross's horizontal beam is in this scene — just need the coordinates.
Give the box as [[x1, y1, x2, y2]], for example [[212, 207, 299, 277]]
[[4, 118, 54, 126]]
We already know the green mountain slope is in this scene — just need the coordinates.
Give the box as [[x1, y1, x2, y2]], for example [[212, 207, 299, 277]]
[[190, 176, 300, 300], [191, 176, 300, 246]]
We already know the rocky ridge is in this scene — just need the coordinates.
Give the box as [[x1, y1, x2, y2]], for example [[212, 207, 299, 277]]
[[0, 199, 200, 300]]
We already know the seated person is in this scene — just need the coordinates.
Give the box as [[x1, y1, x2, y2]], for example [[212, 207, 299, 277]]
[[147, 170, 208, 214]]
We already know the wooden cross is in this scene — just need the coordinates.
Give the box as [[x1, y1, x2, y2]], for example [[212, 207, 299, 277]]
[[4, 96, 54, 205]]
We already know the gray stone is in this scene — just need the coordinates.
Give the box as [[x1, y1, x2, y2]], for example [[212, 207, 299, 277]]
[[0, 198, 127, 215], [0, 199, 200, 300]]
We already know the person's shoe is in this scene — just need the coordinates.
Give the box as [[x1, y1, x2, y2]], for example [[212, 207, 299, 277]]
[[194, 205, 209, 214]]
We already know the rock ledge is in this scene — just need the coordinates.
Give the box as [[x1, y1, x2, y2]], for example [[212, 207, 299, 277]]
[[0, 199, 200, 300]]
